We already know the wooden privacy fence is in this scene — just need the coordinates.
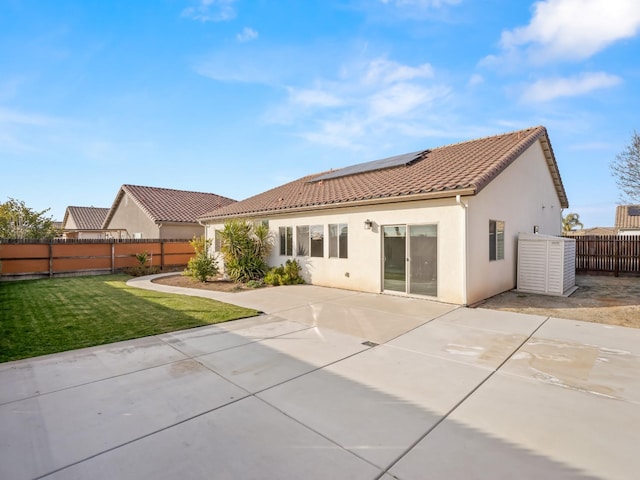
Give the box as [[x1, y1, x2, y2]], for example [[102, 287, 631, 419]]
[[569, 235, 640, 276], [0, 239, 195, 280]]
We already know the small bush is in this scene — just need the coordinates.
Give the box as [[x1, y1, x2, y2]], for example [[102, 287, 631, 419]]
[[127, 251, 159, 276], [184, 236, 218, 282], [126, 265, 160, 277], [135, 251, 150, 267], [246, 279, 265, 289], [264, 259, 305, 286]]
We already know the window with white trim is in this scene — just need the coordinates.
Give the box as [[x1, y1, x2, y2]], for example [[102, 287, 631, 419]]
[[489, 220, 505, 261], [279, 226, 293, 256], [329, 224, 348, 258], [309, 225, 324, 257], [296, 225, 309, 256]]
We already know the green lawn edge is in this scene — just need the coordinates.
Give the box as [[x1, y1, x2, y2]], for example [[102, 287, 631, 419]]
[[0, 274, 260, 363]]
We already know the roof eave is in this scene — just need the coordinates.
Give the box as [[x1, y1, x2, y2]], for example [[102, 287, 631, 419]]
[[199, 188, 476, 223]]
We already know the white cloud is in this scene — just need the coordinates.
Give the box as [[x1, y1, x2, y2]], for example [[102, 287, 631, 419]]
[[193, 44, 312, 85], [280, 57, 450, 149], [500, 0, 640, 62], [182, 0, 237, 22], [299, 116, 367, 150], [467, 73, 484, 87], [0, 107, 60, 126], [288, 88, 344, 108], [369, 83, 448, 118], [379, 0, 461, 7], [521, 72, 622, 102], [362, 58, 434, 85], [196, 45, 451, 149], [237, 27, 258, 43]]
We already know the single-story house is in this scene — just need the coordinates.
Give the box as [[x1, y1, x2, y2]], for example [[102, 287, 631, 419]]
[[61, 206, 112, 239], [103, 184, 236, 239], [564, 226, 617, 236], [199, 126, 569, 305], [615, 205, 640, 235]]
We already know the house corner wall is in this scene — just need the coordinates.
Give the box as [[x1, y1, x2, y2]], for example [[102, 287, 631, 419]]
[[105, 192, 160, 239], [466, 140, 565, 305]]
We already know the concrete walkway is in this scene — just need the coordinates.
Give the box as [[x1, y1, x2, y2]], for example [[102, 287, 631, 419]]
[[1, 277, 639, 479]]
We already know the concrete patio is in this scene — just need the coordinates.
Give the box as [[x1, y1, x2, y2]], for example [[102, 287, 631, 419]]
[[1, 278, 638, 479]]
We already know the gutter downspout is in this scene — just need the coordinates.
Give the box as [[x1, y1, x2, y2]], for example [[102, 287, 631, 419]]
[[197, 218, 217, 260], [456, 194, 469, 305]]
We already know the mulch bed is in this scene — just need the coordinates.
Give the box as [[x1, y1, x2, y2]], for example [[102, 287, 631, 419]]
[[151, 274, 264, 293]]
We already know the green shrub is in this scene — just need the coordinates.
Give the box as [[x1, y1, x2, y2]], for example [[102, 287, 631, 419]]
[[246, 279, 265, 289], [225, 256, 267, 283], [127, 251, 159, 276], [218, 219, 274, 283], [135, 251, 150, 266], [184, 236, 218, 282], [265, 259, 305, 286]]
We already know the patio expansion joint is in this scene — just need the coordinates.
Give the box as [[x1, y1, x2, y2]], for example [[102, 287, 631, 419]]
[[245, 342, 389, 473], [159, 322, 319, 361], [250, 393, 385, 474], [0, 355, 192, 407], [373, 315, 553, 480], [379, 305, 464, 346], [32, 393, 253, 480], [33, 338, 384, 479]]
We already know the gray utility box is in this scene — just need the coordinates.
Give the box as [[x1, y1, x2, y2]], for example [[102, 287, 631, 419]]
[[517, 232, 577, 296]]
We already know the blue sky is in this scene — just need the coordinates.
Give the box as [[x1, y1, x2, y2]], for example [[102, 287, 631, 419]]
[[1, 0, 639, 228]]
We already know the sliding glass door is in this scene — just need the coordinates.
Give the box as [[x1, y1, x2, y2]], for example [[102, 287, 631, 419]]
[[383, 226, 406, 292], [383, 224, 437, 297]]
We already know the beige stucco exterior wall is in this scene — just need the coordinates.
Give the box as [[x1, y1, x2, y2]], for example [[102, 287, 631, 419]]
[[63, 215, 107, 239], [63, 215, 78, 230], [158, 223, 205, 240], [206, 198, 467, 304], [465, 140, 564, 304], [204, 140, 565, 306], [104, 192, 160, 239]]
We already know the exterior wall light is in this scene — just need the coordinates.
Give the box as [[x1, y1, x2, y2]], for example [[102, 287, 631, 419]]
[[364, 219, 373, 230]]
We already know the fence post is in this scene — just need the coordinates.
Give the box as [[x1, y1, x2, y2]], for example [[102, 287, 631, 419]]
[[614, 237, 619, 277], [161, 240, 165, 271], [111, 241, 115, 273], [49, 241, 53, 278]]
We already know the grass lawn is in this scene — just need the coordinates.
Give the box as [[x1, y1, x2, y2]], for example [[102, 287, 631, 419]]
[[0, 274, 260, 363]]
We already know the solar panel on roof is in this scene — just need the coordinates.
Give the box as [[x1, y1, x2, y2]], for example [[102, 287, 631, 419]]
[[629, 206, 640, 216], [311, 149, 428, 182]]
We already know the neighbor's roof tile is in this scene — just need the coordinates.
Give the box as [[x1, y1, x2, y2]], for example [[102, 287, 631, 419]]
[[615, 205, 640, 229], [200, 126, 568, 220], [104, 185, 236, 227], [64, 206, 110, 230]]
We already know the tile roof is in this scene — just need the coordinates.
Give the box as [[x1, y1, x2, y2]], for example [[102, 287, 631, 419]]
[[564, 226, 618, 236], [615, 205, 640, 229], [63, 206, 110, 230], [104, 185, 236, 227], [200, 126, 568, 221]]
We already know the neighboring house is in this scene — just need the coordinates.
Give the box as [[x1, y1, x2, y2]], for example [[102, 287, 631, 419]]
[[615, 205, 640, 235], [564, 226, 618, 236], [200, 126, 569, 305], [62, 206, 112, 239], [103, 185, 236, 239]]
